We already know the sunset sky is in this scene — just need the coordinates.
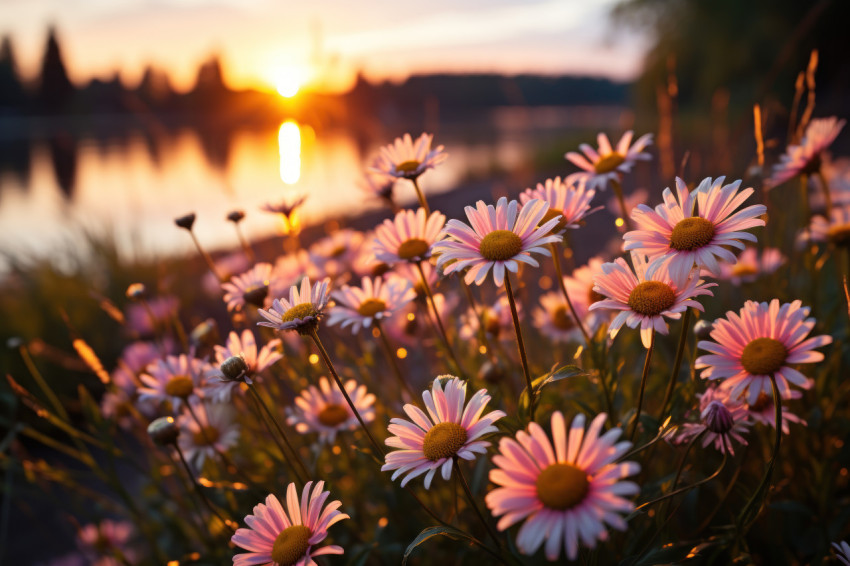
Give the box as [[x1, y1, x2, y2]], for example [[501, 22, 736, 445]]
[[1, 0, 648, 93]]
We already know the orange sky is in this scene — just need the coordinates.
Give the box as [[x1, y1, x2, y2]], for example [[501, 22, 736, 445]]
[[1, 0, 648, 93]]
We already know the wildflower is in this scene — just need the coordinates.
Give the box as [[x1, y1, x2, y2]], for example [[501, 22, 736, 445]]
[[624, 177, 767, 280], [260, 195, 307, 217], [519, 176, 596, 233], [77, 520, 137, 564], [110, 340, 164, 395], [327, 276, 416, 333], [174, 213, 196, 230], [147, 416, 179, 446], [589, 253, 715, 348], [360, 168, 395, 202], [433, 197, 562, 286], [258, 277, 330, 335], [208, 330, 282, 401], [565, 131, 653, 191], [807, 203, 850, 247], [126, 295, 178, 336], [370, 132, 447, 181], [227, 210, 246, 223], [373, 208, 446, 265], [695, 299, 832, 403], [533, 291, 585, 343], [382, 376, 505, 488], [177, 401, 240, 471], [287, 376, 376, 445], [715, 247, 784, 285], [459, 295, 514, 342], [768, 117, 846, 188], [231, 481, 349, 566], [744, 390, 806, 434], [203, 252, 250, 297], [309, 229, 365, 281], [138, 354, 215, 413], [833, 540, 850, 566], [674, 387, 750, 455], [222, 263, 274, 312], [486, 411, 639, 561]]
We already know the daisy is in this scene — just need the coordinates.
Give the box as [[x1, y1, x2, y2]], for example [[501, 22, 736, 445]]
[[768, 117, 846, 188], [126, 295, 178, 336], [177, 400, 240, 471], [674, 387, 751, 455], [258, 277, 330, 335], [110, 340, 163, 395], [565, 131, 653, 191], [203, 252, 250, 297], [270, 251, 313, 300], [138, 353, 216, 413], [373, 208, 446, 265], [308, 229, 365, 281], [833, 540, 850, 566], [261, 196, 307, 236], [533, 291, 585, 343], [486, 411, 639, 561], [231, 481, 349, 566], [327, 276, 416, 333], [77, 520, 136, 565], [370, 132, 447, 181], [382, 376, 505, 488], [222, 263, 274, 312], [563, 257, 611, 334], [589, 252, 715, 348], [287, 376, 376, 445], [624, 177, 767, 280], [360, 167, 395, 203], [743, 389, 805, 434], [519, 176, 596, 233], [459, 295, 514, 342], [207, 330, 282, 401], [696, 299, 832, 404], [433, 197, 563, 287], [714, 247, 784, 285], [807, 203, 850, 247]]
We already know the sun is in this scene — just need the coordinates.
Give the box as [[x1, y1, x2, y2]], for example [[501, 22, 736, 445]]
[[273, 65, 308, 98]]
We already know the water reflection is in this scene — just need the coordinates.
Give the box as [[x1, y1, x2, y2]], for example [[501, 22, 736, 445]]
[[278, 121, 301, 185]]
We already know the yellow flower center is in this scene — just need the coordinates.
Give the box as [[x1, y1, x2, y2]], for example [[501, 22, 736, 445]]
[[827, 223, 850, 247], [535, 462, 590, 510], [242, 284, 269, 308], [317, 403, 350, 427], [730, 263, 759, 278], [627, 281, 677, 316], [669, 217, 715, 251], [483, 311, 502, 337], [282, 303, 318, 323], [330, 245, 348, 257], [397, 238, 430, 260], [357, 298, 387, 318], [192, 425, 220, 446], [740, 337, 787, 375], [552, 306, 574, 330], [479, 230, 523, 262], [396, 160, 422, 176], [593, 152, 625, 174], [164, 375, 194, 398], [271, 525, 312, 566], [541, 208, 567, 232], [422, 422, 468, 461]]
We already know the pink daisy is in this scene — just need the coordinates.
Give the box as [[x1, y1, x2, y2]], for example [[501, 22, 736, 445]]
[[258, 277, 330, 335], [807, 203, 850, 247], [674, 387, 751, 455], [433, 197, 563, 287], [77, 520, 136, 565], [373, 208, 446, 265], [533, 291, 585, 344], [222, 263, 274, 312], [126, 295, 178, 336], [203, 252, 250, 297], [369, 132, 447, 181], [743, 389, 805, 434], [624, 177, 767, 280], [138, 353, 216, 413], [563, 256, 611, 334], [382, 376, 505, 489], [768, 117, 846, 188], [565, 131, 653, 191], [231, 481, 349, 566], [715, 247, 785, 285], [833, 541, 850, 566], [287, 376, 376, 445], [589, 253, 715, 348], [696, 299, 832, 403], [110, 340, 163, 395], [359, 167, 395, 203], [459, 295, 515, 342], [308, 229, 365, 282], [177, 400, 240, 471], [327, 276, 416, 333], [208, 330, 283, 401], [486, 411, 639, 561], [519, 176, 597, 233]]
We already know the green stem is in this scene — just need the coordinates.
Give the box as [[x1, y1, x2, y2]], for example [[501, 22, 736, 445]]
[[504, 274, 535, 421], [410, 177, 431, 215], [550, 243, 591, 345], [415, 261, 464, 376], [800, 174, 811, 225], [816, 168, 833, 218], [246, 384, 310, 484], [234, 222, 255, 263], [453, 459, 505, 557], [174, 445, 235, 533], [189, 230, 225, 282], [629, 330, 655, 441], [658, 309, 692, 420]]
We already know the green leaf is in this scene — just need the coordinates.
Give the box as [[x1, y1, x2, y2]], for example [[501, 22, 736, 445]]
[[402, 525, 478, 565], [518, 365, 586, 416]]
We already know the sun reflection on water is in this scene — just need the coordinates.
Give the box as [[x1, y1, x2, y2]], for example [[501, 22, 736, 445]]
[[278, 120, 301, 184]]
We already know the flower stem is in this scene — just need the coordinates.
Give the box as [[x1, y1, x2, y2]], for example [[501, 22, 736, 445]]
[[309, 329, 385, 456], [657, 309, 692, 420], [504, 274, 535, 421], [246, 383, 310, 484], [188, 230, 225, 282], [374, 320, 415, 399], [234, 222, 255, 263], [609, 177, 634, 231], [629, 330, 655, 441], [799, 174, 811, 224], [549, 242, 591, 344], [174, 444, 236, 533], [410, 177, 431, 215], [816, 168, 833, 218], [414, 261, 464, 376], [453, 459, 504, 554]]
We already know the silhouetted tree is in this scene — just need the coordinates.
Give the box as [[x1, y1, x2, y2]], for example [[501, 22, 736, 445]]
[[0, 35, 25, 113], [37, 26, 75, 113]]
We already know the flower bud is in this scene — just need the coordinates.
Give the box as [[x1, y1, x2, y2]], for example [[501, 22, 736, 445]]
[[148, 416, 179, 446], [702, 400, 734, 435], [220, 355, 249, 381], [125, 283, 147, 301], [693, 319, 713, 340], [190, 318, 219, 348], [227, 210, 245, 223], [174, 213, 197, 230]]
